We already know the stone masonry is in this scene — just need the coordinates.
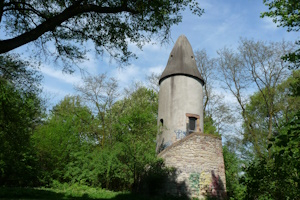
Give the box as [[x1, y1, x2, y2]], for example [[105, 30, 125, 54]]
[[158, 132, 226, 199]]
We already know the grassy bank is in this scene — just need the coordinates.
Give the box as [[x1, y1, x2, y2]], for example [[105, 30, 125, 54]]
[[0, 185, 189, 200]]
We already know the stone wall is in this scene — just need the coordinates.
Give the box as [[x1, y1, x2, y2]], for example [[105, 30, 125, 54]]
[[158, 132, 226, 199]]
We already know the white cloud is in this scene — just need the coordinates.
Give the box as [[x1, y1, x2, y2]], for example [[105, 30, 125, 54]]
[[40, 65, 82, 85], [42, 85, 71, 108], [148, 65, 164, 75], [261, 17, 279, 30], [43, 85, 68, 95], [80, 52, 98, 74], [111, 65, 143, 86]]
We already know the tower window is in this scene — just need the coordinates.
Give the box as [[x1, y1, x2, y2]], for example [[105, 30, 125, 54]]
[[189, 117, 197, 132], [186, 113, 200, 134]]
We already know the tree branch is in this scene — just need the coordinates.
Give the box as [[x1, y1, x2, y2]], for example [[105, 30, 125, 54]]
[[0, 3, 138, 54], [0, 0, 4, 22]]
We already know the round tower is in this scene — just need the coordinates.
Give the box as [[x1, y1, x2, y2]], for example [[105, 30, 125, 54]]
[[156, 35, 205, 153]]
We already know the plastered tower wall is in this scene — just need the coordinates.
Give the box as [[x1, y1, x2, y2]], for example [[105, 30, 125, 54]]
[[157, 75, 203, 152], [156, 35, 204, 153]]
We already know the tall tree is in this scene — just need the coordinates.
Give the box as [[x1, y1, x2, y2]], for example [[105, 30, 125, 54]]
[[242, 111, 300, 200], [195, 49, 216, 114], [109, 86, 158, 191], [0, 0, 203, 71], [0, 54, 43, 186], [195, 49, 235, 135], [0, 54, 42, 93], [242, 69, 300, 154], [217, 39, 296, 157], [146, 72, 161, 94], [75, 73, 119, 146], [33, 96, 94, 184]]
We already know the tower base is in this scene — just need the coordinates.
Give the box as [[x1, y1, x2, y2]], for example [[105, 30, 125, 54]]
[[158, 132, 226, 199]]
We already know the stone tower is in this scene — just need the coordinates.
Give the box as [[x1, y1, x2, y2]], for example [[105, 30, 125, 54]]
[[156, 35, 226, 199], [156, 35, 204, 153]]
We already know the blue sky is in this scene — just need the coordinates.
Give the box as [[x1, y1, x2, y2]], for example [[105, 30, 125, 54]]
[[4, 0, 300, 108]]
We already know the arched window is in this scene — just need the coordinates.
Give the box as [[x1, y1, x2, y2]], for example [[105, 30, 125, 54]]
[[160, 118, 164, 126]]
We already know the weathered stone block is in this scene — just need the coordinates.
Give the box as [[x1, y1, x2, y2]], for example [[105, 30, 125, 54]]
[[158, 132, 226, 199]]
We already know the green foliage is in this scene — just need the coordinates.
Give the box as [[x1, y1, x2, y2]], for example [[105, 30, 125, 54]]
[[224, 68, 300, 199], [261, 0, 300, 32], [242, 158, 276, 200], [242, 153, 299, 199], [288, 69, 300, 96], [261, 0, 300, 68], [139, 159, 175, 196], [0, 0, 203, 70], [0, 54, 42, 92], [240, 69, 300, 199], [242, 112, 300, 199], [33, 96, 94, 185], [242, 70, 300, 157], [75, 74, 119, 147], [282, 41, 300, 69], [218, 38, 295, 157], [223, 145, 245, 199], [32, 86, 160, 193], [107, 87, 159, 191], [272, 111, 300, 194], [203, 115, 220, 136], [0, 55, 43, 186]]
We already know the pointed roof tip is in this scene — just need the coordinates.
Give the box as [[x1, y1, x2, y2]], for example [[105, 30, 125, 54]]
[[178, 34, 188, 39], [159, 35, 205, 85]]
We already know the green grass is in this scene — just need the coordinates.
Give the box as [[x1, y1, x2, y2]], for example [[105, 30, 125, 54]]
[[0, 186, 190, 200], [0, 186, 119, 199]]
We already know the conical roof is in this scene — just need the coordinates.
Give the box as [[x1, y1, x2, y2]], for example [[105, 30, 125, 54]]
[[159, 35, 204, 85]]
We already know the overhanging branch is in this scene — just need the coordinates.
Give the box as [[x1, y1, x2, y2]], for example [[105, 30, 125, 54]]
[[0, 3, 138, 54]]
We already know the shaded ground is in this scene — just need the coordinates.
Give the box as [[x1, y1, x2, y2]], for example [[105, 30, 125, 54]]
[[0, 187, 190, 200]]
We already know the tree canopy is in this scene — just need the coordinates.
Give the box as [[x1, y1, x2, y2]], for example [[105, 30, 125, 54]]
[[0, 0, 203, 70], [261, 0, 299, 31], [261, 0, 300, 69], [0, 54, 43, 186]]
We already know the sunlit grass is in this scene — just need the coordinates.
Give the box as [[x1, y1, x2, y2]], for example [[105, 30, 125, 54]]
[[0, 185, 190, 200], [0, 186, 122, 200]]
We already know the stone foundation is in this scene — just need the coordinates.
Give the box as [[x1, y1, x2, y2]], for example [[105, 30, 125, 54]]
[[158, 132, 226, 199]]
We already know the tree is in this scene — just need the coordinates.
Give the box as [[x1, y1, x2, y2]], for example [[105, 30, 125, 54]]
[[240, 73, 300, 199], [0, 54, 43, 186], [75, 73, 119, 146], [223, 144, 245, 199], [240, 70, 300, 161], [242, 111, 300, 200], [146, 72, 161, 94], [261, 0, 300, 68], [0, 0, 203, 71], [195, 49, 216, 114], [217, 39, 296, 157], [195, 49, 235, 135], [108, 86, 158, 191], [33, 96, 94, 184], [261, 0, 299, 32], [0, 54, 42, 93]]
